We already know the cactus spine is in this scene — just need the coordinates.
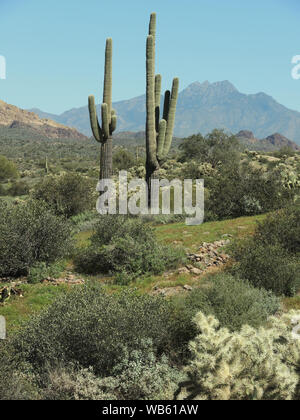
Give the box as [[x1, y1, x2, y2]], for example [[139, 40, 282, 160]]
[[146, 13, 179, 201], [88, 38, 117, 179]]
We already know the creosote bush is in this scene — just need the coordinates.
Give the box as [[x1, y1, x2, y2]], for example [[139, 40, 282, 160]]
[[32, 173, 95, 218], [171, 274, 280, 335], [0, 199, 73, 278], [10, 284, 186, 376], [231, 206, 300, 296], [74, 215, 185, 278], [254, 205, 300, 254]]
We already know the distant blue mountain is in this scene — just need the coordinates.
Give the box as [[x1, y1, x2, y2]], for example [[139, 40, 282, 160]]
[[30, 81, 300, 145]]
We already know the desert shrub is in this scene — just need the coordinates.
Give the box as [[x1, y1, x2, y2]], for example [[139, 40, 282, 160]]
[[32, 173, 95, 218], [179, 130, 240, 168], [178, 311, 300, 400], [41, 365, 116, 401], [70, 210, 99, 232], [231, 241, 300, 296], [10, 284, 186, 376], [27, 261, 67, 284], [0, 200, 72, 278], [113, 148, 135, 172], [0, 344, 40, 400], [231, 207, 300, 296], [207, 162, 292, 220], [100, 339, 185, 400], [40, 340, 184, 400], [7, 180, 30, 196], [74, 215, 185, 277], [0, 184, 6, 196], [0, 155, 19, 181], [172, 274, 279, 334], [204, 275, 280, 330], [254, 206, 300, 255]]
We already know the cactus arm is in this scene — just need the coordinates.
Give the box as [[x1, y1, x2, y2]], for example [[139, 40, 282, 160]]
[[163, 77, 179, 156], [155, 74, 162, 108], [146, 35, 158, 168], [88, 95, 103, 142], [155, 74, 162, 133], [110, 114, 117, 134], [162, 90, 170, 122], [103, 38, 113, 122], [157, 119, 167, 161]]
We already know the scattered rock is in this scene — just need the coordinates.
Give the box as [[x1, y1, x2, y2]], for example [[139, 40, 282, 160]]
[[0, 285, 23, 304], [42, 276, 85, 285], [180, 239, 232, 276], [183, 285, 193, 291], [190, 267, 202, 275], [178, 267, 190, 274]]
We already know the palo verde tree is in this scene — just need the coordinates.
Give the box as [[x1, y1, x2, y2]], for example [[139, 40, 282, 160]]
[[88, 38, 117, 180], [145, 13, 179, 202]]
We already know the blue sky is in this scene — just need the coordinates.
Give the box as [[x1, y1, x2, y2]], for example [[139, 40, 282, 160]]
[[0, 0, 300, 114]]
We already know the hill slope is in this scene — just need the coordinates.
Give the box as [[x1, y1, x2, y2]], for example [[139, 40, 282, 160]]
[[31, 81, 300, 144], [0, 100, 87, 140]]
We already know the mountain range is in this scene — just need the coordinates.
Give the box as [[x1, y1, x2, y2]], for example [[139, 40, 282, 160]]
[[30, 81, 300, 145]]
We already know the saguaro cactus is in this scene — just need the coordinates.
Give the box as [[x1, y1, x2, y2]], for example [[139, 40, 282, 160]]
[[146, 13, 179, 200], [88, 38, 117, 180]]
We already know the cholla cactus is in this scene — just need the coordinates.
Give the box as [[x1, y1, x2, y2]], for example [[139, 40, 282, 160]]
[[178, 311, 300, 400], [145, 13, 179, 200], [88, 38, 117, 180], [274, 163, 300, 190]]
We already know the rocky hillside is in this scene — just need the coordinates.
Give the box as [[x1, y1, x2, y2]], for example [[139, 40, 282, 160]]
[[31, 81, 300, 144], [0, 100, 87, 140], [236, 130, 300, 151]]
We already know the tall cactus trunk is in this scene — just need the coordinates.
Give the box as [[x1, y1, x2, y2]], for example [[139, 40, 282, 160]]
[[100, 137, 113, 180], [89, 38, 117, 181], [145, 13, 179, 207], [146, 164, 160, 206]]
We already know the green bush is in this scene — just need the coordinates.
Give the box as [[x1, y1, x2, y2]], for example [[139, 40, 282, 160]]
[[172, 274, 279, 334], [41, 365, 116, 401], [10, 285, 186, 376], [101, 339, 184, 400], [0, 155, 19, 181], [32, 173, 95, 218], [204, 275, 280, 330], [231, 207, 300, 296], [207, 162, 293, 220], [179, 129, 241, 168], [74, 215, 185, 277], [0, 344, 40, 400], [0, 184, 6, 196], [254, 206, 300, 255], [27, 261, 67, 284], [7, 181, 30, 197], [231, 241, 300, 296], [113, 148, 135, 172], [39, 340, 184, 400], [0, 200, 72, 278]]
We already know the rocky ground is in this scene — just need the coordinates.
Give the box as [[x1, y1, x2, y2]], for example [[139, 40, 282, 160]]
[[1, 238, 232, 302], [152, 237, 232, 297]]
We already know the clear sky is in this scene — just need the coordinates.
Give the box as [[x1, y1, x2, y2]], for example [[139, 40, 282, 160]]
[[0, 0, 300, 114]]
